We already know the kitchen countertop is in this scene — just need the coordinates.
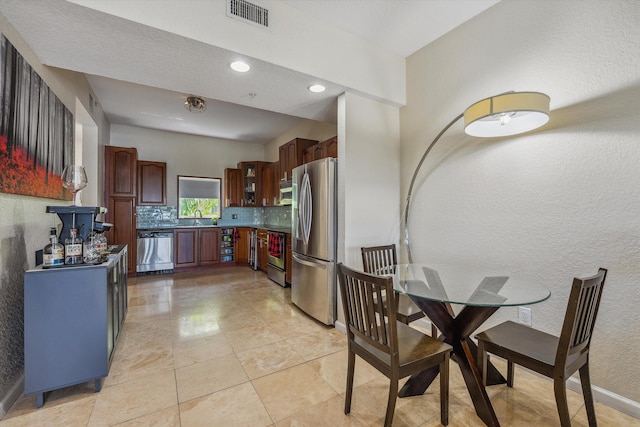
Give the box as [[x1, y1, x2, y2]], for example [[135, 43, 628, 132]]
[[137, 225, 292, 233]]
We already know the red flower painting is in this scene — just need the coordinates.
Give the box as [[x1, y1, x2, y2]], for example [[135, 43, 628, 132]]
[[0, 33, 73, 201], [0, 135, 69, 199]]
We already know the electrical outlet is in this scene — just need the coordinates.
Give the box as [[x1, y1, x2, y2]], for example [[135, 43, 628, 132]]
[[518, 306, 532, 326]]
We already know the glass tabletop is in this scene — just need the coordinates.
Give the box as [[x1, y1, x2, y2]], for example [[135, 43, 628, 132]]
[[391, 263, 550, 307]]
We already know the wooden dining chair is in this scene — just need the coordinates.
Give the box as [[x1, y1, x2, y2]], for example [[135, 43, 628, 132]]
[[475, 268, 607, 427], [337, 263, 452, 426], [362, 244, 439, 337]]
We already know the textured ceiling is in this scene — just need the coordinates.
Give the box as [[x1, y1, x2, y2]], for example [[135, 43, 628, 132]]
[[0, 0, 498, 143]]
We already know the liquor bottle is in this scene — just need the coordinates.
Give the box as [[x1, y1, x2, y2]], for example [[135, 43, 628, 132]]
[[95, 231, 108, 256], [43, 228, 64, 268], [83, 230, 99, 264], [64, 227, 83, 265]]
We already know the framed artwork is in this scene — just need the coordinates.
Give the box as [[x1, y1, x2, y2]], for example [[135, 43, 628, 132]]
[[0, 33, 73, 200]]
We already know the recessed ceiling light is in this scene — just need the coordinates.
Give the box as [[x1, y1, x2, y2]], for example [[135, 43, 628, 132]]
[[308, 84, 326, 93], [230, 61, 250, 72]]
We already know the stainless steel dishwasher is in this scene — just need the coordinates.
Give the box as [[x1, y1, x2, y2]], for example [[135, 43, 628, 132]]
[[136, 229, 174, 273]]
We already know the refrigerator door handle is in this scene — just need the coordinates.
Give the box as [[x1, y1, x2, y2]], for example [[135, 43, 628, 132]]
[[298, 168, 313, 246], [293, 253, 326, 270]]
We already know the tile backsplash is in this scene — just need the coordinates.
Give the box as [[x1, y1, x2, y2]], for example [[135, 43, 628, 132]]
[[136, 206, 178, 228], [136, 205, 291, 229]]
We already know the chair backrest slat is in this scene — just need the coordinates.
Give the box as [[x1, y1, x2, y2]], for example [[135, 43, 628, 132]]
[[557, 268, 607, 366], [338, 263, 398, 356], [573, 285, 597, 347], [362, 244, 397, 276]]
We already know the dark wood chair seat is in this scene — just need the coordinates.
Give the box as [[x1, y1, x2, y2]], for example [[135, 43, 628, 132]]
[[476, 320, 583, 380], [475, 268, 607, 427], [338, 263, 452, 426], [353, 321, 451, 372]]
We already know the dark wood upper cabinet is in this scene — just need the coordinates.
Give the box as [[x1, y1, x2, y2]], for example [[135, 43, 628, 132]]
[[323, 136, 338, 158], [137, 161, 166, 205], [261, 162, 278, 206], [224, 168, 241, 207], [303, 146, 314, 164], [302, 136, 338, 164], [278, 138, 317, 181], [105, 146, 137, 198], [238, 161, 270, 207]]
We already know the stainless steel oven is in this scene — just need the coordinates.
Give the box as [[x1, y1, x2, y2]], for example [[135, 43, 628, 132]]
[[267, 230, 286, 287]]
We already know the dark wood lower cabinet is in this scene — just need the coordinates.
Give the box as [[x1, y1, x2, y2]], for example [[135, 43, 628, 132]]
[[235, 227, 251, 264], [175, 227, 221, 269], [199, 228, 220, 265], [175, 229, 198, 267], [108, 197, 136, 275]]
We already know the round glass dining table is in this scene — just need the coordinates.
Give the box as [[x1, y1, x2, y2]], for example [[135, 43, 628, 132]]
[[391, 263, 550, 427]]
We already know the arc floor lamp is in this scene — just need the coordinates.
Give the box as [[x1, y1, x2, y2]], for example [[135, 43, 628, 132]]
[[403, 91, 551, 262]]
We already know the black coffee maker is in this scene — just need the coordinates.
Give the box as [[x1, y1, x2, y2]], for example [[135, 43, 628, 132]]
[[46, 206, 109, 243]]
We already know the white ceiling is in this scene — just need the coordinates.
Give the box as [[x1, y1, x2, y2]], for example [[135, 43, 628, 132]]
[[0, 0, 498, 144]]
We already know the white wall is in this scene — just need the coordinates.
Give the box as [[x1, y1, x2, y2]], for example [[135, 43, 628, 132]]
[[109, 125, 267, 207], [76, 98, 100, 206], [336, 92, 401, 324], [401, 0, 640, 404], [341, 93, 401, 267]]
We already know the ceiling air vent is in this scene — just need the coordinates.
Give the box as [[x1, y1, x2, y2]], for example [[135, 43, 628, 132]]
[[227, 0, 269, 27]]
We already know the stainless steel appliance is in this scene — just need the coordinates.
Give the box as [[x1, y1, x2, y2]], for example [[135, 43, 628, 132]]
[[136, 229, 174, 273], [291, 158, 337, 325], [279, 181, 293, 205], [249, 228, 258, 270], [267, 230, 287, 287]]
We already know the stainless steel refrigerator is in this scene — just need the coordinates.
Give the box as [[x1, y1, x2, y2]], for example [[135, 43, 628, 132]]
[[291, 157, 337, 325]]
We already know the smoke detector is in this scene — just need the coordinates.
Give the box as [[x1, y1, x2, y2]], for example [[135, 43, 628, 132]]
[[184, 96, 206, 113]]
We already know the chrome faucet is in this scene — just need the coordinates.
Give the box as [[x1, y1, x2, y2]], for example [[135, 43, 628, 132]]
[[194, 209, 202, 225]]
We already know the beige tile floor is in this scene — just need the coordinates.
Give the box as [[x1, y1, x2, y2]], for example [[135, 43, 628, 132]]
[[2, 267, 638, 426]]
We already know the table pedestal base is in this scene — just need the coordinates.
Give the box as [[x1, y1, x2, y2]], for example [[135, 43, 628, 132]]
[[399, 298, 505, 427]]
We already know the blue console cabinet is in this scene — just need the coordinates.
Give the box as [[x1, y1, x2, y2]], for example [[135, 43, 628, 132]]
[[24, 245, 128, 407]]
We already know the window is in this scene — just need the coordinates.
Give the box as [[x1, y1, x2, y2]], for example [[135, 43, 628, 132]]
[[177, 175, 221, 219]]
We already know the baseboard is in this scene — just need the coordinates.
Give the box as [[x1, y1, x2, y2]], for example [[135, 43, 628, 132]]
[[413, 319, 640, 420], [566, 377, 640, 420], [334, 320, 346, 334], [0, 374, 24, 419]]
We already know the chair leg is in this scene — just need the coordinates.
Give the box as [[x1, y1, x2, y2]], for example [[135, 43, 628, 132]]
[[507, 361, 515, 387], [345, 349, 356, 414], [384, 375, 399, 427], [554, 378, 572, 427], [579, 363, 598, 427], [440, 357, 450, 426]]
